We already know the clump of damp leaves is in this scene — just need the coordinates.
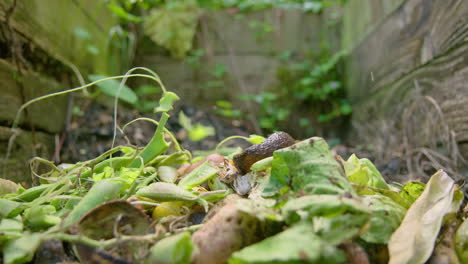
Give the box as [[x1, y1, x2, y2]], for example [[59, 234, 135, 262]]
[[0, 67, 467, 264]]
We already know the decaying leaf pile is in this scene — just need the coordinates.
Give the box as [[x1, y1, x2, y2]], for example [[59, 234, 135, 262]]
[[0, 90, 467, 264]]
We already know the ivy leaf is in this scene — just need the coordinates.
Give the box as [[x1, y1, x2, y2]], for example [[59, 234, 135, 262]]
[[144, 0, 200, 58], [88, 74, 138, 104]]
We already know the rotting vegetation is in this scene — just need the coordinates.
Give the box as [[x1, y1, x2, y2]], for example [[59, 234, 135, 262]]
[[0, 69, 467, 264]]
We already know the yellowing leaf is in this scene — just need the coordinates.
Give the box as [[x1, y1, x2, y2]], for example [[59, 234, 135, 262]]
[[388, 170, 462, 264]]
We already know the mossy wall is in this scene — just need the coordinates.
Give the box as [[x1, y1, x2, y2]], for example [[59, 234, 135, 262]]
[[0, 0, 123, 184]]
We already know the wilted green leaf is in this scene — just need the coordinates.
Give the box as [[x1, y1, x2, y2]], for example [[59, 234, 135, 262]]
[[0, 217, 23, 245], [208, 177, 230, 191], [92, 167, 139, 189], [281, 194, 370, 225], [3, 233, 43, 264], [24, 205, 61, 231], [118, 168, 140, 188], [63, 179, 125, 228], [155, 92, 180, 112], [250, 157, 273, 172], [178, 162, 219, 190], [263, 137, 354, 197], [146, 232, 194, 264], [0, 199, 24, 218], [13, 184, 50, 202], [158, 166, 178, 183], [136, 182, 208, 211], [399, 181, 425, 205], [388, 170, 461, 264], [281, 194, 371, 246], [136, 84, 160, 96], [360, 195, 406, 244], [236, 199, 282, 222], [352, 184, 413, 209], [88, 74, 138, 104], [229, 223, 345, 264], [311, 214, 370, 245], [137, 182, 196, 201], [178, 111, 215, 141], [456, 216, 468, 263], [144, 1, 200, 58], [246, 134, 265, 144], [339, 154, 390, 190], [0, 179, 19, 196], [178, 111, 192, 130], [188, 124, 215, 141], [78, 200, 150, 241]]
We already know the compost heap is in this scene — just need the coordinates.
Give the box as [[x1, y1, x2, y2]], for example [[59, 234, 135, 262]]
[[0, 92, 467, 264]]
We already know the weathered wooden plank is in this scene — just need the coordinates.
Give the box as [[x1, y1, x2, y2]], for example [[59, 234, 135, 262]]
[[345, 0, 468, 102], [0, 0, 119, 75], [342, 0, 405, 51], [0, 59, 67, 133], [353, 42, 468, 143]]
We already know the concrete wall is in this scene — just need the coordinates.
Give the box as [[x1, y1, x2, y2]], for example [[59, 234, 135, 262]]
[[134, 9, 337, 107]]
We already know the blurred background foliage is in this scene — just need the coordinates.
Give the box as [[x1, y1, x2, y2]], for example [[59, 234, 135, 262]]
[[90, 0, 350, 140]]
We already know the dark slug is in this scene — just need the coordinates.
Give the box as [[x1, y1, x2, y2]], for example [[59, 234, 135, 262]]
[[233, 132, 295, 174]]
